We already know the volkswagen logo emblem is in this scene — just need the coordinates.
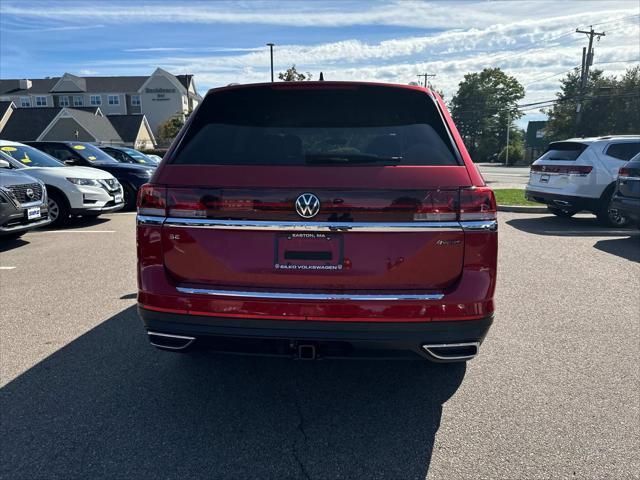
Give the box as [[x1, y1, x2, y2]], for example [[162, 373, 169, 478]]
[[25, 188, 35, 199], [295, 193, 320, 219]]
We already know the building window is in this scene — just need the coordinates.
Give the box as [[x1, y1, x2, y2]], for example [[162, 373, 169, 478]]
[[20, 97, 31, 107], [35, 96, 48, 107], [59, 96, 70, 107], [131, 95, 141, 106], [108, 95, 120, 105], [73, 96, 84, 107], [90, 95, 102, 106]]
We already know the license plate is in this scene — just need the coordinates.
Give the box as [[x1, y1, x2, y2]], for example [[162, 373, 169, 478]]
[[274, 233, 344, 271], [27, 207, 41, 220], [540, 174, 550, 183], [114, 194, 123, 203]]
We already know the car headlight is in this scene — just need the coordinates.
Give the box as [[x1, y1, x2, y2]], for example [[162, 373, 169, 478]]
[[66, 177, 101, 187]]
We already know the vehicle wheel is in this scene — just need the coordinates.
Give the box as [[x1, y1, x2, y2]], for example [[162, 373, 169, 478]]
[[47, 191, 71, 226], [547, 206, 579, 218], [597, 192, 630, 228], [123, 184, 136, 210]]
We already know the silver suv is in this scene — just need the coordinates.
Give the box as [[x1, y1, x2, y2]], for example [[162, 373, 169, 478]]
[[0, 153, 50, 239]]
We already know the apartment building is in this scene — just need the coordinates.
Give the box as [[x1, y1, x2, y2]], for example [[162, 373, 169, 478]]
[[0, 68, 201, 134]]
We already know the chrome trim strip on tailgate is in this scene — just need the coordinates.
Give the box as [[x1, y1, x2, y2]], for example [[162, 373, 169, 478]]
[[460, 220, 498, 231], [137, 214, 165, 226], [137, 215, 497, 232], [176, 286, 444, 301], [163, 217, 461, 232]]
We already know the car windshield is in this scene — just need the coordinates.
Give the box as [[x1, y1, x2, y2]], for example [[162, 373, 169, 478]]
[[171, 85, 460, 166], [0, 144, 65, 167], [121, 148, 157, 164], [539, 142, 588, 161], [69, 143, 118, 163]]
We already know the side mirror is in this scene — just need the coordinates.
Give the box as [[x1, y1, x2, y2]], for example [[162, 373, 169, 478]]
[[0, 159, 11, 169]]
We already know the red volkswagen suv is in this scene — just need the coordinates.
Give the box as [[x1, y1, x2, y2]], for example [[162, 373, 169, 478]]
[[136, 82, 497, 362]]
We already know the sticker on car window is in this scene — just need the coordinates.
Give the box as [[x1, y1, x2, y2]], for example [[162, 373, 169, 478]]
[[0, 146, 17, 151], [20, 153, 31, 163], [73, 145, 86, 150], [87, 155, 96, 160], [138, 159, 146, 163]]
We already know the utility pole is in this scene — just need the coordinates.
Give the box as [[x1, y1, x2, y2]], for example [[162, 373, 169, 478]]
[[266, 43, 275, 82], [505, 110, 510, 166], [575, 26, 605, 135], [417, 72, 436, 88]]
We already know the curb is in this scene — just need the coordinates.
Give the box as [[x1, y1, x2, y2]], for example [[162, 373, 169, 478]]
[[497, 204, 548, 213]]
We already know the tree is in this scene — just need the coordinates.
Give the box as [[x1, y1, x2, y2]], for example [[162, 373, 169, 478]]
[[278, 64, 312, 81], [498, 128, 525, 164], [449, 68, 525, 162], [157, 115, 185, 144], [544, 66, 640, 140]]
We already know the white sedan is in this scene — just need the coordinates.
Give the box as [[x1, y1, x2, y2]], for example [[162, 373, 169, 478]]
[[0, 140, 124, 225]]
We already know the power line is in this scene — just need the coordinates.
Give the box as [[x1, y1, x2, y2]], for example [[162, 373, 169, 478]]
[[591, 13, 640, 28]]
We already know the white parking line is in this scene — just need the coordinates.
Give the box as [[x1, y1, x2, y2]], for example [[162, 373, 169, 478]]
[[0, 266, 16, 270]]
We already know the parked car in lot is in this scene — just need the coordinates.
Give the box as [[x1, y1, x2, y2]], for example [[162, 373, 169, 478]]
[[0, 141, 124, 225], [146, 154, 163, 163], [526, 136, 640, 227], [99, 146, 159, 166], [611, 152, 640, 227], [26, 141, 155, 209], [137, 81, 498, 362], [0, 155, 50, 238]]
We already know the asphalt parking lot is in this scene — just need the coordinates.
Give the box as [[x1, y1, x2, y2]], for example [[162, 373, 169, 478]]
[[1, 212, 639, 480]]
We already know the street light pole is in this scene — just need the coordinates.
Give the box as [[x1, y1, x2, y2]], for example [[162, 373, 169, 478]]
[[266, 43, 275, 82]]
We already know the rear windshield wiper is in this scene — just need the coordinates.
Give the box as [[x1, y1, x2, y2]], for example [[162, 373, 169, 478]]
[[305, 154, 403, 165]]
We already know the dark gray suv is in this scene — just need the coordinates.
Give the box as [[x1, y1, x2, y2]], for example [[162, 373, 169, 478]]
[[0, 153, 50, 239]]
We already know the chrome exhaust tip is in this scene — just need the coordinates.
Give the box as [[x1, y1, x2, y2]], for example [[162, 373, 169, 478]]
[[422, 342, 480, 362], [147, 331, 195, 351]]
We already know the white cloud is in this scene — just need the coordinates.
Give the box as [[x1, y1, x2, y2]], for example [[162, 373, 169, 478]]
[[0, 0, 636, 30], [81, 7, 638, 111]]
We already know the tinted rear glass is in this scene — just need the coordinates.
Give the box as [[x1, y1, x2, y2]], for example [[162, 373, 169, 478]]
[[171, 85, 460, 166], [539, 142, 588, 161]]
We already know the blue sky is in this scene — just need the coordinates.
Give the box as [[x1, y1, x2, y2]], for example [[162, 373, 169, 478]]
[[1, 0, 638, 127]]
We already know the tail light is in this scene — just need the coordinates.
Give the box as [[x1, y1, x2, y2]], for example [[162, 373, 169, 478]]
[[618, 167, 630, 178], [137, 184, 166, 216], [566, 166, 593, 175], [459, 187, 496, 221], [413, 190, 458, 221], [530, 165, 592, 176]]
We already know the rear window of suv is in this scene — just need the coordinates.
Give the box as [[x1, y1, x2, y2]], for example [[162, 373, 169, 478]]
[[170, 85, 460, 166], [539, 142, 588, 161]]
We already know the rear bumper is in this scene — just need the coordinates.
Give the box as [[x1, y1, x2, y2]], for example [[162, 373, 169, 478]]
[[138, 306, 493, 360], [524, 188, 599, 212], [611, 193, 640, 223]]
